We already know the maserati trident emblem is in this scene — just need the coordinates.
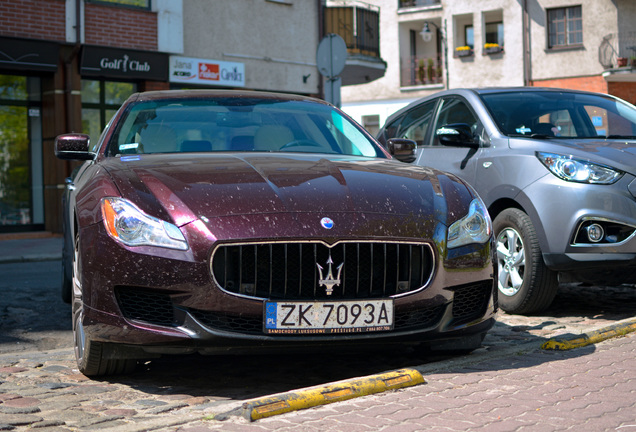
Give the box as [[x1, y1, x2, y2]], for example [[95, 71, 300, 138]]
[[316, 254, 344, 296], [320, 217, 334, 229]]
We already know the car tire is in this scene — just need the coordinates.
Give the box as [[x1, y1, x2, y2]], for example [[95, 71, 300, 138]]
[[72, 234, 137, 376], [61, 254, 72, 304], [493, 208, 558, 315]]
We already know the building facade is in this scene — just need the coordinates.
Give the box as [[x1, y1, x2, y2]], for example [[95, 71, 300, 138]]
[[341, 0, 636, 134], [0, 0, 332, 234]]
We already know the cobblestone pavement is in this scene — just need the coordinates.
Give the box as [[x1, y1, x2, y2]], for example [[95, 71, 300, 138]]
[[1, 281, 635, 431]]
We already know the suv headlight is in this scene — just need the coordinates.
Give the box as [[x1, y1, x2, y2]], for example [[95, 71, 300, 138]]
[[537, 152, 623, 184], [101, 197, 188, 250], [447, 198, 492, 249]]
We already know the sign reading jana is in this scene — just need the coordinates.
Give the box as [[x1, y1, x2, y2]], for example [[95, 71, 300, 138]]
[[169, 56, 245, 87]]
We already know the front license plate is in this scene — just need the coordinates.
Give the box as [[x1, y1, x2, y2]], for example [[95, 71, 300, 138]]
[[264, 299, 394, 335]]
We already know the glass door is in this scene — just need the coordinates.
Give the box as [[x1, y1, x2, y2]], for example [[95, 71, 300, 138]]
[[0, 74, 42, 231]]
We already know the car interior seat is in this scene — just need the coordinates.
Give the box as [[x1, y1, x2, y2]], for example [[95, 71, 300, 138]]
[[230, 135, 254, 151], [180, 140, 213, 152], [253, 125, 294, 151], [138, 124, 179, 153], [532, 123, 557, 136]]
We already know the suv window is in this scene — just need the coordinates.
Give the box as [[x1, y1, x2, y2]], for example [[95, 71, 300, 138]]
[[432, 98, 479, 146], [400, 99, 437, 147]]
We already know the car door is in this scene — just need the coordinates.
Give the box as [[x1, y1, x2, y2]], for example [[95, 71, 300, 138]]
[[413, 96, 484, 187]]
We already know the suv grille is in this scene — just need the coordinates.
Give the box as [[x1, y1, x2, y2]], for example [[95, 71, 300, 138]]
[[211, 241, 434, 300]]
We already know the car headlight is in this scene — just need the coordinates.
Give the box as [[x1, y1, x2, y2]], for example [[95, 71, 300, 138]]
[[537, 152, 623, 184], [447, 198, 492, 249], [101, 197, 188, 250]]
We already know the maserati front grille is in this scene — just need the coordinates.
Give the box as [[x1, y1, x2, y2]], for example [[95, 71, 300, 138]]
[[210, 241, 435, 300]]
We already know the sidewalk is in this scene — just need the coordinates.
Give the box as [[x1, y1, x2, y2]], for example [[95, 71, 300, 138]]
[[0, 234, 63, 264]]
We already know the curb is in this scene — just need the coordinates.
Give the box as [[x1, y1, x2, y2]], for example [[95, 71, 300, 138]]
[[212, 368, 425, 422], [0, 254, 62, 264], [541, 316, 636, 350]]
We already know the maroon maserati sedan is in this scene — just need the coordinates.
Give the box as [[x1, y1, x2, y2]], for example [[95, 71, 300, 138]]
[[55, 90, 497, 376]]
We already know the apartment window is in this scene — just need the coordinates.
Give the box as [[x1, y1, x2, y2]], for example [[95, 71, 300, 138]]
[[86, 0, 151, 10], [361, 115, 380, 137], [485, 22, 504, 47], [465, 25, 474, 49], [548, 6, 582, 48]]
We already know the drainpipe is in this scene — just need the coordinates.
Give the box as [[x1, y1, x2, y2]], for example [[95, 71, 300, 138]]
[[65, 0, 82, 135], [318, 0, 324, 99], [522, 0, 531, 86]]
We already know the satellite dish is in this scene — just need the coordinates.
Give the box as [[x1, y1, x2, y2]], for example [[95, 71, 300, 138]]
[[316, 34, 347, 78]]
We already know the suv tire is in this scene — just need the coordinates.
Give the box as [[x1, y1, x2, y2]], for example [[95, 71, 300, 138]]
[[493, 208, 558, 314]]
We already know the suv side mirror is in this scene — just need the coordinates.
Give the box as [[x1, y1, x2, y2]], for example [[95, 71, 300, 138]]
[[387, 138, 417, 163], [436, 123, 478, 148], [55, 134, 95, 160]]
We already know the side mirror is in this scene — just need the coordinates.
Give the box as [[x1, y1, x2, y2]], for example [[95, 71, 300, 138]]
[[436, 123, 478, 147], [387, 138, 417, 163], [55, 134, 95, 160]]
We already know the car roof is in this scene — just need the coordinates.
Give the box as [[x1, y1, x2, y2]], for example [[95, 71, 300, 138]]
[[385, 86, 613, 125], [127, 89, 328, 105]]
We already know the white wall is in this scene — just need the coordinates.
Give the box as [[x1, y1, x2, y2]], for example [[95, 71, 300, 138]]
[[182, 0, 320, 94]]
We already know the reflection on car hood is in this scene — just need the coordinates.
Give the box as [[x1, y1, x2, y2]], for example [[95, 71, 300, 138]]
[[100, 153, 467, 232], [509, 138, 636, 172]]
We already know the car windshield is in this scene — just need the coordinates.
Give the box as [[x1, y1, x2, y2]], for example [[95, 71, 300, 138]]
[[107, 97, 384, 158], [479, 91, 636, 139]]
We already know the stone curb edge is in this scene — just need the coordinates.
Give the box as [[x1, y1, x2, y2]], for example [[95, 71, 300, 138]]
[[210, 368, 425, 422], [541, 316, 636, 350], [0, 254, 62, 264]]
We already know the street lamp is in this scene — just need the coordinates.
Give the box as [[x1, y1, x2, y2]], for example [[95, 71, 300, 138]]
[[419, 20, 449, 89]]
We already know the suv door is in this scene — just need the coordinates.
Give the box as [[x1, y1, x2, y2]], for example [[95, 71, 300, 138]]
[[413, 96, 484, 186]]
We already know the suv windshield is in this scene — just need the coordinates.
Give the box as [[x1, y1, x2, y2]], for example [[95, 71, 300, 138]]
[[479, 91, 636, 139], [107, 98, 383, 158]]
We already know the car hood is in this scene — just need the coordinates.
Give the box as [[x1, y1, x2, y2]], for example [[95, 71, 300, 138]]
[[99, 153, 469, 237], [509, 137, 636, 174]]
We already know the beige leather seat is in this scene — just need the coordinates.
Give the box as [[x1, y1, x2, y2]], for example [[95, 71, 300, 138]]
[[253, 125, 294, 151], [139, 124, 178, 153]]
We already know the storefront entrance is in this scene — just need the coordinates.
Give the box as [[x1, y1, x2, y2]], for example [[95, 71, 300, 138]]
[[0, 74, 43, 232]]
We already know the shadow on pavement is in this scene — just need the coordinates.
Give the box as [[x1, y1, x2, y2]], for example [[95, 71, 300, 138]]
[[99, 283, 636, 401], [1, 259, 634, 404]]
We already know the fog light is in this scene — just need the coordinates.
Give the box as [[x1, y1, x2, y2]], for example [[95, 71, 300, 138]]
[[586, 223, 604, 242]]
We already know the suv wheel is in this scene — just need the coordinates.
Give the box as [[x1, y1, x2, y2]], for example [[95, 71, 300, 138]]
[[493, 208, 558, 315]]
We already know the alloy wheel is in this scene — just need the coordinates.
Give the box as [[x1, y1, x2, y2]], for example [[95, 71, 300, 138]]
[[496, 227, 526, 297]]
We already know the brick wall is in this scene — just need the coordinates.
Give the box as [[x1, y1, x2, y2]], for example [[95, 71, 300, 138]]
[[0, 0, 66, 41], [530, 75, 609, 94], [608, 82, 636, 105], [84, 3, 157, 51]]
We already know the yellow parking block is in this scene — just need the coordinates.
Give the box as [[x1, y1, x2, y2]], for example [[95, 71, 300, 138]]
[[214, 368, 425, 422], [541, 317, 636, 350]]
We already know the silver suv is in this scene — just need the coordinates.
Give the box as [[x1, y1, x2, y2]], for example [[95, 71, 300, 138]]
[[378, 87, 636, 314]]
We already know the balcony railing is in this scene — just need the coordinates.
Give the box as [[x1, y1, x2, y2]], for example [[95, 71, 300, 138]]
[[324, 2, 381, 58], [400, 55, 444, 87], [398, 0, 441, 9], [599, 33, 636, 69]]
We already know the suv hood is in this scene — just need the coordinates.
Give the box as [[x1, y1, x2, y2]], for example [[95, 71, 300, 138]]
[[509, 137, 636, 175]]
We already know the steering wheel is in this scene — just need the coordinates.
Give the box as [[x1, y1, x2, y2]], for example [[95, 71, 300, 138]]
[[280, 140, 322, 150]]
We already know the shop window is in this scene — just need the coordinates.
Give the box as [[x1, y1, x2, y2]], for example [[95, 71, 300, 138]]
[[547, 5, 582, 48], [0, 74, 43, 230], [81, 80, 135, 148]]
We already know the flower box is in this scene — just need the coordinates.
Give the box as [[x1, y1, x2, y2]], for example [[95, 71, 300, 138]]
[[484, 44, 503, 54], [455, 46, 473, 58]]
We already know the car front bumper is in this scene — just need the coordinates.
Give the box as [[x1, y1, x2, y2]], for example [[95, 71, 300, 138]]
[[78, 223, 497, 356]]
